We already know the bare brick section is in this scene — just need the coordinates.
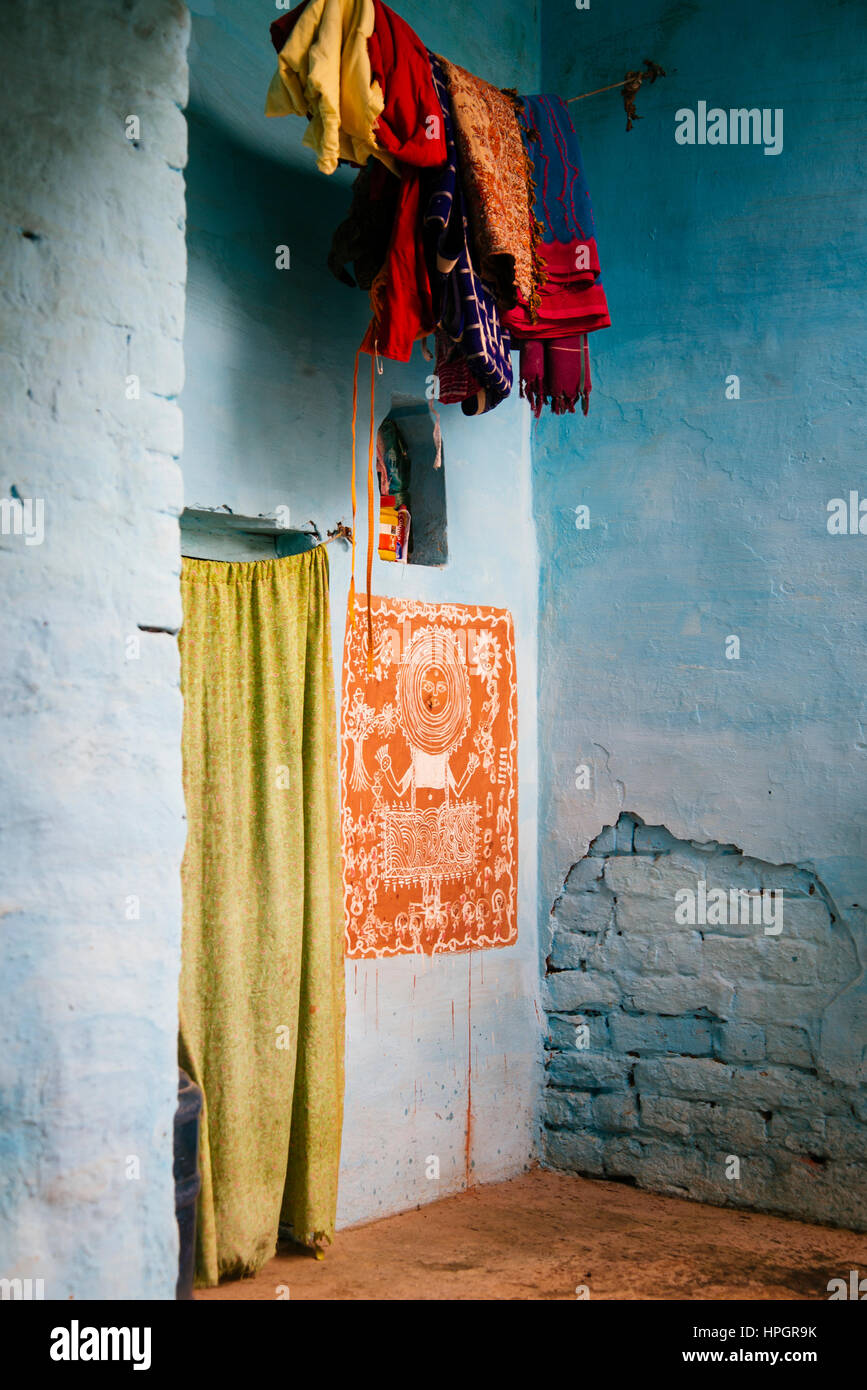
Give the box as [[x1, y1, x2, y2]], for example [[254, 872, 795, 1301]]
[[542, 815, 867, 1230]]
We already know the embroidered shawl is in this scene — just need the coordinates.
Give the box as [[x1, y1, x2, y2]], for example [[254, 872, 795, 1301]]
[[424, 54, 512, 413], [436, 55, 538, 312]]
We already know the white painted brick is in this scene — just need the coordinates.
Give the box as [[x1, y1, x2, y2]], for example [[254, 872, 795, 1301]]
[[594, 1091, 640, 1131], [634, 1057, 734, 1102], [768, 1112, 827, 1156], [642, 1096, 766, 1149], [702, 934, 765, 980], [607, 930, 704, 980], [544, 970, 620, 1013], [625, 974, 735, 1017], [714, 1022, 765, 1064], [603, 854, 679, 897], [545, 1090, 595, 1130], [553, 887, 614, 935], [733, 981, 840, 1022], [764, 1024, 814, 1069], [757, 940, 819, 984], [825, 1116, 867, 1161], [547, 1051, 631, 1091], [563, 856, 604, 890], [775, 897, 835, 941], [544, 1129, 605, 1175], [549, 931, 597, 970]]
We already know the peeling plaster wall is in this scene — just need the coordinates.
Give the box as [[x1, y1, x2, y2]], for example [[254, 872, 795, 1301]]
[[181, 0, 542, 1226], [0, 2, 190, 1297], [543, 817, 867, 1229], [536, 0, 867, 1161]]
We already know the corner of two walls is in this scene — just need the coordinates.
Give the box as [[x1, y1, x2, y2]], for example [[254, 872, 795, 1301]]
[[332, 371, 542, 1226], [534, 0, 867, 1227], [0, 2, 191, 1298]]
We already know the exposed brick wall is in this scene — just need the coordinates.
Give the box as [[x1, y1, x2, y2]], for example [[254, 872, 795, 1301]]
[[542, 816, 867, 1230], [0, 1, 189, 1298]]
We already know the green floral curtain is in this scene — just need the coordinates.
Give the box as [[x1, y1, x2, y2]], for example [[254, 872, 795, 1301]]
[[178, 548, 345, 1287]]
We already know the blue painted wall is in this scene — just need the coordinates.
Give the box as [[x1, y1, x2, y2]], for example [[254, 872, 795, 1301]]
[[1, 0, 189, 1300], [536, 0, 867, 1087], [181, 0, 866, 1237], [182, 0, 543, 1225]]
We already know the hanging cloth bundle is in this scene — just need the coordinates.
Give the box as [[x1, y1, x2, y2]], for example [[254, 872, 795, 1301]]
[[264, 5, 618, 668], [501, 94, 610, 417]]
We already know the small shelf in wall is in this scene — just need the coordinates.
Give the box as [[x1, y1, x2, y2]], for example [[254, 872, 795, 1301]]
[[378, 399, 447, 568], [180, 507, 321, 561]]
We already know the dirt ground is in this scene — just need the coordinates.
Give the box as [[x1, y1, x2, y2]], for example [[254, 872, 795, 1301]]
[[197, 1167, 867, 1301]]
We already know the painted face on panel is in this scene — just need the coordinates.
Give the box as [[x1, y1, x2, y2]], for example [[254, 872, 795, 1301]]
[[422, 664, 448, 714]]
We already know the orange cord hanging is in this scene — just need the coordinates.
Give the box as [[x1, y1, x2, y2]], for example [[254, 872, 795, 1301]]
[[347, 343, 378, 677], [365, 349, 376, 677], [348, 346, 361, 631]]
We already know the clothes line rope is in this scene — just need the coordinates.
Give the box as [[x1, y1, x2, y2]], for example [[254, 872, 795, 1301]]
[[567, 59, 666, 130], [567, 79, 626, 102]]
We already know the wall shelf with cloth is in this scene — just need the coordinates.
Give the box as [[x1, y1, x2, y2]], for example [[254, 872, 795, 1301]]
[[381, 401, 448, 568], [180, 507, 352, 562]]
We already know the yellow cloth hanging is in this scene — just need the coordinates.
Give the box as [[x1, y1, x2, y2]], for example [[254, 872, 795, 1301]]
[[178, 548, 345, 1285], [265, 0, 396, 176]]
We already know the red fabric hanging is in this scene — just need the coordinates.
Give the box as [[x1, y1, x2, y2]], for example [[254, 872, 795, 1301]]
[[361, 169, 434, 362], [367, 3, 446, 168]]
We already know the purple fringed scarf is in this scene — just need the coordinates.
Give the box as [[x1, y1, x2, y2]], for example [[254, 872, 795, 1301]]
[[520, 334, 592, 418]]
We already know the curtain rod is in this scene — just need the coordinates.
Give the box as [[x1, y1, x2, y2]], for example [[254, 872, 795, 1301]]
[[180, 507, 352, 547], [567, 59, 666, 131]]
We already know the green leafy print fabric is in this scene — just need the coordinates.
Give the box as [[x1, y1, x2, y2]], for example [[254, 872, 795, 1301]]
[[178, 548, 345, 1287]]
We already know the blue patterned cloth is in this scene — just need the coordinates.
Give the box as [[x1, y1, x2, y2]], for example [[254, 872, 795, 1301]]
[[424, 54, 513, 414]]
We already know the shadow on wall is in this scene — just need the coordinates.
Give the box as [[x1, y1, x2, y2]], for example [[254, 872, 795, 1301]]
[[542, 813, 867, 1232], [182, 105, 373, 514]]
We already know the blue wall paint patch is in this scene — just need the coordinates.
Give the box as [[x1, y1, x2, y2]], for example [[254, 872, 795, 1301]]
[[537, 0, 867, 1105]]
